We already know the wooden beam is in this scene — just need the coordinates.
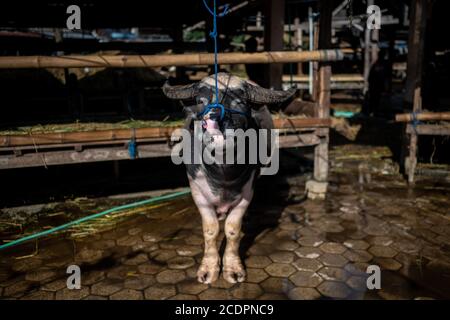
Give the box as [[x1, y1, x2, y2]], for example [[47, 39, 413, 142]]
[[0, 118, 331, 148], [0, 50, 344, 69], [396, 112, 450, 122]]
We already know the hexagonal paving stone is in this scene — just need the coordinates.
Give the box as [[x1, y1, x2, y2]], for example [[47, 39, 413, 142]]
[[138, 263, 162, 275], [248, 243, 273, 255], [318, 267, 349, 282], [319, 242, 347, 255], [107, 265, 138, 280], [344, 263, 370, 276], [288, 287, 321, 300], [184, 235, 204, 246], [294, 247, 322, 259], [269, 251, 295, 263], [344, 250, 373, 263], [245, 255, 272, 268], [4, 280, 34, 297], [177, 280, 208, 295], [246, 268, 269, 283], [211, 277, 235, 289], [123, 253, 149, 266], [297, 236, 324, 247], [318, 253, 349, 267], [265, 263, 296, 277], [317, 281, 351, 299], [258, 293, 287, 300], [343, 240, 370, 250], [289, 271, 323, 288], [293, 258, 323, 272], [374, 258, 402, 271], [169, 294, 198, 300], [144, 284, 176, 300], [91, 279, 122, 296], [156, 270, 186, 284], [116, 235, 140, 247], [176, 245, 203, 257], [231, 283, 263, 299], [83, 295, 108, 300], [12, 258, 43, 273], [55, 287, 90, 300], [368, 246, 398, 258], [198, 288, 232, 300], [149, 249, 177, 263], [42, 279, 67, 292], [367, 236, 394, 246], [363, 224, 389, 236], [167, 256, 196, 270], [110, 289, 143, 300], [82, 271, 105, 286], [391, 240, 420, 255], [124, 274, 155, 290], [25, 268, 57, 282], [128, 227, 142, 236], [346, 275, 368, 292], [22, 290, 55, 300], [276, 240, 299, 251], [75, 249, 103, 264], [260, 277, 294, 294]]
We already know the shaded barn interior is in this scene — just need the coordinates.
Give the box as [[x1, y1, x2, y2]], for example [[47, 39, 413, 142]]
[[0, 0, 449, 301]]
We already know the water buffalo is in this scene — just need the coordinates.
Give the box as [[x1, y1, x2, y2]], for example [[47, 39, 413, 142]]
[[163, 73, 295, 283]]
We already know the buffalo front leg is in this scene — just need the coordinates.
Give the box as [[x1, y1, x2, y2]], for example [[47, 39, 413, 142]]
[[222, 196, 252, 283], [190, 184, 220, 284]]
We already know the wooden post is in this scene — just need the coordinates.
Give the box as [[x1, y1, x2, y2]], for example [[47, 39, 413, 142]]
[[407, 87, 421, 183], [263, 0, 285, 89], [363, 0, 373, 95], [404, 0, 428, 105], [402, 0, 429, 183], [307, 0, 332, 200], [294, 17, 304, 76]]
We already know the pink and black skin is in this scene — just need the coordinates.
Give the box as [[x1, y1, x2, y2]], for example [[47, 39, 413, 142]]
[[163, 73, 295, 284]]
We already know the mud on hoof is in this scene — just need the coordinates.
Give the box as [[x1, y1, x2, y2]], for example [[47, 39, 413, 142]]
[[197, 262, 220, 284], [222, 263, 246, 283]]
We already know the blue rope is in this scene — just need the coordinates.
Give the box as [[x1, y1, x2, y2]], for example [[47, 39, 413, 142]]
[[411, 111, 422, 135], [201, 0, 248, 121]]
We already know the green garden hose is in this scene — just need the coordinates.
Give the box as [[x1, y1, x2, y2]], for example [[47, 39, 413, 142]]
[[0, 189, 191, 251]]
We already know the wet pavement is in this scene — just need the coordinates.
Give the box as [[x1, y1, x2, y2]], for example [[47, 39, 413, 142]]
[[1, 144, 450, 300]]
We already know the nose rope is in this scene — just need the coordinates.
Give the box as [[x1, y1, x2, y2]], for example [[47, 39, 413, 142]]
[[200, 0, 248, 121]]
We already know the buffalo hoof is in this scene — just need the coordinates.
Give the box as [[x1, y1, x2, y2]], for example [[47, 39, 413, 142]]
[[223, 262, 246, 283], [197, 261, 220, 284]]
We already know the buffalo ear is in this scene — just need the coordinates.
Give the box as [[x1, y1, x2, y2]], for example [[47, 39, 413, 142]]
[[162, 82, 198, 100], [244, 82, 296, 105]]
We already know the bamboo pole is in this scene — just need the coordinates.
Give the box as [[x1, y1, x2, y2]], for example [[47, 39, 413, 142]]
[[0, 118, 331, 148], [395, 112, 450, 122], [0, 50, 343, 69]]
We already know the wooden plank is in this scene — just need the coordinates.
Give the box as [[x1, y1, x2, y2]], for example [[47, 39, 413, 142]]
[[0, 118, 330, 148], [406, 124, 450, 136], [0, 50, 344, 69], [0, 133, 321, 169]]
